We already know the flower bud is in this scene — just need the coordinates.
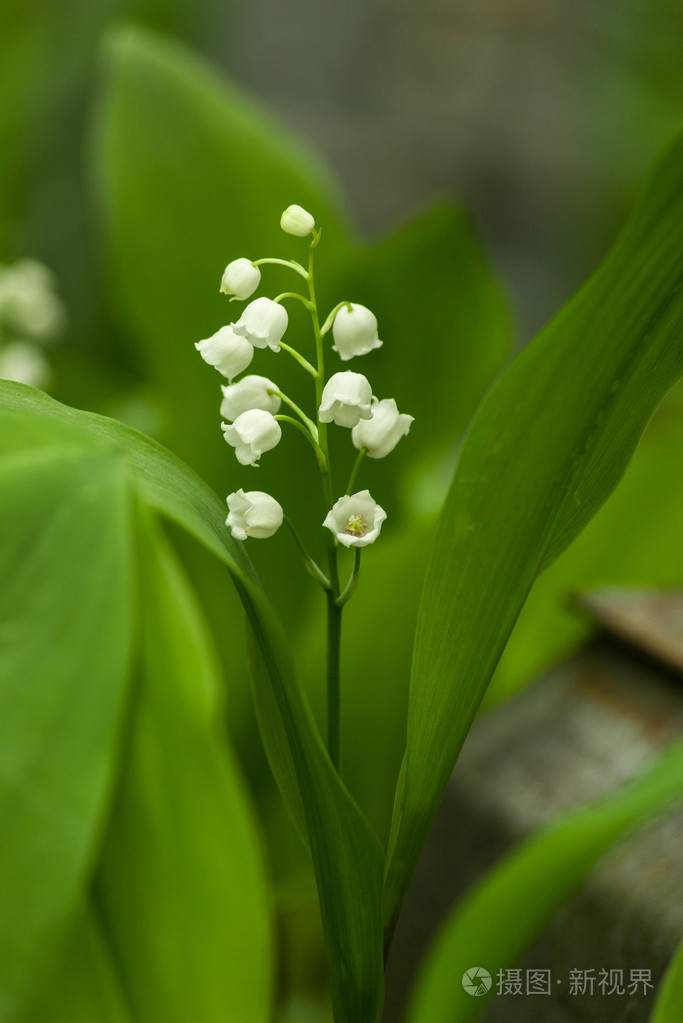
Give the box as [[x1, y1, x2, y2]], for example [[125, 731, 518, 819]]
[[232, 297, 288, 351], [318, 371, 373, 428], [226, 489, 283, 540], [220, 375, 281, 421], [195, 325, 254, 380], [352, 398, 414, 458], [0, 259, 65, 342], [331, 303, 382, 360], [280, 204, 315, 237], [221, 408, 282, 466], [220, 258, 261, 300], [323, 490, 387, 548]]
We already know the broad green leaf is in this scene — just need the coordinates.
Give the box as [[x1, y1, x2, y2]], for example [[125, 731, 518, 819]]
[[650, 936, 683, 1022], [0, 446, 134, 1017], [407, 739, 683, 1023], [0, 382, 385, 1023], [487, 379, 683, 707], [384, 129, 683, 937], [96, 512, 272, 1023]]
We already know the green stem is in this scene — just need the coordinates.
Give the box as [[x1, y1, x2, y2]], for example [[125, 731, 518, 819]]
[[307, 237, 344, 772], [278, 342, 317, 377], [274, 291, 314, 311], [326, 586, 342, 772], [253, 257, 308, 279], [346, 448, 367, 495]]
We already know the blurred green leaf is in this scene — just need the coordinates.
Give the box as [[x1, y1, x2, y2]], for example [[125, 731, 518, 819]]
[[406, 739, 683, 1023], [16, 903, 131, 1023], [650, 934, 683, 1022], [96, 511, 272, 1023], [0, 381, 385, 1023], [384, 128, 683, 938], [0, 445, 134, 1016]]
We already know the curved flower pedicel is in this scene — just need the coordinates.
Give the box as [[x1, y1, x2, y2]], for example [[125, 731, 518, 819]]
[[331, 303, 383, 361], [232, 296, 288, 351], [319, 371, 373, 428], [226, 489, 283, 540], [220, 375, 281, 421], [352, 398, 414, 458], [323, 491, 387, 548], [195, 325, 254, 380], [221, 408, 282, 466]]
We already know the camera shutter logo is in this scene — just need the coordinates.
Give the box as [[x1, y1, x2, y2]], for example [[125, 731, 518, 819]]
[[462, 967, 492, 996]]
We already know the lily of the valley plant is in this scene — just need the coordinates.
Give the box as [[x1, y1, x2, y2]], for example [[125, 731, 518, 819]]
[[196, 204, 413, 768]]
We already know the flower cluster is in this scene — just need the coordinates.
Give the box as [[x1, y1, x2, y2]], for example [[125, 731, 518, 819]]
[[0, 259, 65, 389], [195, 205, 413, 557]]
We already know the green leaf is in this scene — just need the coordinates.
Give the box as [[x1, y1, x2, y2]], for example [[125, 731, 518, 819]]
[[0, 382, 386, 1023], [650, 936, 683, 1022], [0, 446, 134, 1017], [406, 739, 683, 1023], [96, 511, 272, 1023], [15, 903, 132, 1023], [384, 128, 683, 937]]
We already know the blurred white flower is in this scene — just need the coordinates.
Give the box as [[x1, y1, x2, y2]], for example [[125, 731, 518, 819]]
[[226, 489, 283, 539], [331, 303, 382, 361], [318, 371, 373, 428], [220, 374, 281, 421], [232, 297, 288, 351], [221, 408, 282, 466], [195, 325, 254, 380], [323, 490, 387, 548], [280, 204, 315, 237], [0, 259, 65, 342], [352, 398, 414, 458], [0, 340, 51, 389]]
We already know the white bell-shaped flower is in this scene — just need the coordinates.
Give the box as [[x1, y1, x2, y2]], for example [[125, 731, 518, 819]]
[[280, 204, 315, 237], [221, 408, 282, 466], [220, 258, 261, 300], [232, 297, 288, 351], [331, 303, 382, 361], [323, 490, 387, 548], [226, 489, 283, 540], [195, 325, 254, 380], [352, 397, 414, 458], [0, 259, 65, 342], [220, 374, 281, 421], [318, 371, 373, 428]]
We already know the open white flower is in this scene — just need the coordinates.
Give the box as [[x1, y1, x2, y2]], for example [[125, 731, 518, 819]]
[[195, 325, 254, 380], [220, 374, 281, 421], [232, 297, 288, 351], [331, 303, 382, 361], [280, 204, 315, 236], [323, 490, 387, 548], [220, 258, 261, 300], [318, 371, 373, 428], [221, 408, 282, 466], [352, 397, 414, 458], [226, 489, 283, 540]]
